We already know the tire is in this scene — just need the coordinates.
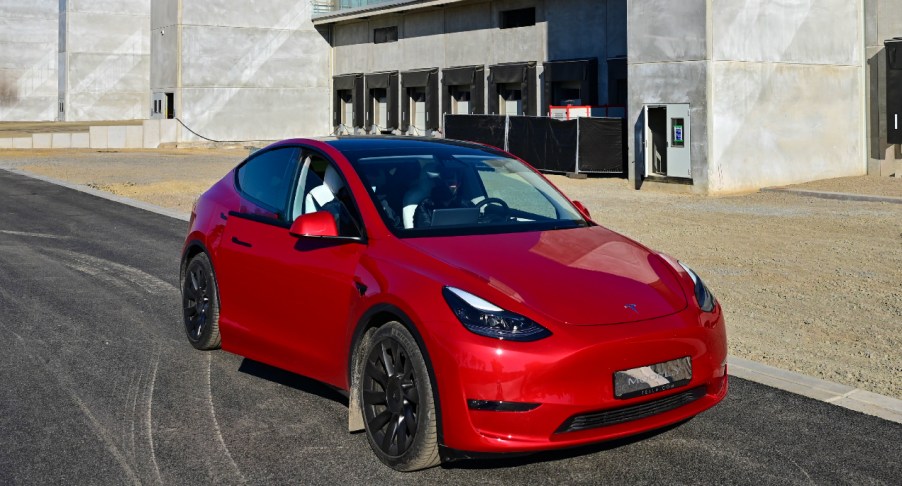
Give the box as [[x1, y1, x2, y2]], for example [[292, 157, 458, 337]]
[[359, 322, 440, 471], [181, 253, 222, 350]]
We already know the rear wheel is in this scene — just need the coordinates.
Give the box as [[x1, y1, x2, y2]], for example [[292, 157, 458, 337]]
[[360, 322, 440, 471], [181, 253, 221, 350]]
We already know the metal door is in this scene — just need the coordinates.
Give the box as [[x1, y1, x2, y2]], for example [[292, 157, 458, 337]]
[[665, 103, 691, 178]]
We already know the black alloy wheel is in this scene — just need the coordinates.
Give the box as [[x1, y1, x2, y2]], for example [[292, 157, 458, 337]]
[[361, 322, 439, 471], [181, 253, 221, 350]]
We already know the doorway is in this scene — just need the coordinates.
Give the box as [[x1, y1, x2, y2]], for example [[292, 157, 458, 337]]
[[648, 106, 667, 175], [165, 92, 175, 119], [644, 103, 691, 179]]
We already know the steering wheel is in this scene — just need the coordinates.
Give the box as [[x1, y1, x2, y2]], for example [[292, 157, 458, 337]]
[[475, 197, 510, 223]]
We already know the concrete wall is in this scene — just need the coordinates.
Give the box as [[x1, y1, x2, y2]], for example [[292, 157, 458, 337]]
[[152, 0, 332, 141], [627, 0, 709, 189], [150, 0, 178, 92], [63, 0, 151, 121], [629, 0, 867, 193], [709, 0, 864, 192], [865, 0, 902, 176], [332, 0, 626, 116], [0, 1, 58, 121]]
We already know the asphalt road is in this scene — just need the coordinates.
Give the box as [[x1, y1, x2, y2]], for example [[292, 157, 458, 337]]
[[0, 169, 899, 485]]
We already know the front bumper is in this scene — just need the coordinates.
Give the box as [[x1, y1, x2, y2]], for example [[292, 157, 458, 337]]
[[423, 305, 728, 454]]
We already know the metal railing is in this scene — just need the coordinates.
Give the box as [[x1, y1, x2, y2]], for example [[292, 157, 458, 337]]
[[311, 0, 397, 15]]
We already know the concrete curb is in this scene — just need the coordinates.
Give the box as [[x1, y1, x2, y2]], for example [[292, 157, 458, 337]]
[[761, 187, 902, 204], [728, 356, 902, 424], [3, 166, 901, 425], [0, 166, 190, 222]]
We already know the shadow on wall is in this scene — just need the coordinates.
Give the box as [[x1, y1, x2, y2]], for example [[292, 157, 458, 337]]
[[633, 108, 645, 189], [868, 47, 889, 160]]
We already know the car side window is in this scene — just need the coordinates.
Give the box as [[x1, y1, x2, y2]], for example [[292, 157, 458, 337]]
[[292, 153, 364, 238], [235, 147, 300, 219]]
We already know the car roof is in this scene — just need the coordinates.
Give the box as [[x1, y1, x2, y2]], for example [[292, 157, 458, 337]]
[[319, 136, 498, 153]]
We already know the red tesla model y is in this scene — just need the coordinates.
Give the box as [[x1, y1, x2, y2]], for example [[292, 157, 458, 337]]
[[180, 137, 727, 471]]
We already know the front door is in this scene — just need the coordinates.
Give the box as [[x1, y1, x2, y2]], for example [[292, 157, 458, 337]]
[[219, 214, 363, 386], [216, 148, 366, 387]]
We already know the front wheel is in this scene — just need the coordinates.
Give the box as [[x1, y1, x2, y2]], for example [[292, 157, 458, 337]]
[[181, 253, 221, 350], [360, 322, 440, 471]]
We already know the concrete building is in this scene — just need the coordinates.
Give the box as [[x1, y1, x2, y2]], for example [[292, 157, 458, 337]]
[[628, 0, 873, 193], [1, 0, 899, 193], [59, 0, 150, 121], [0, 1, 58, 121], [150, 0, 331, 141], [318, 0, 627, 134], [867, 1, 902, 177]]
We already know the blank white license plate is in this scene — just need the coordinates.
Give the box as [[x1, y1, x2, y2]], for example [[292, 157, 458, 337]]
[[614, 357, 692, 399]]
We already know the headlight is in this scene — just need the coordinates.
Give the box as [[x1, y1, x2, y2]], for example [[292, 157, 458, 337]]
[[442, 287, 551, 342], [677, 262, 717, 312]]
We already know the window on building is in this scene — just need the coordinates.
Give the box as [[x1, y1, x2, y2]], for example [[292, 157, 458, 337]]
[[339, 91, 354, 126], [553, 81, 583, 106], [409, 88, 427, 133], [450, 86, 470, 115], [374, 26, 398, 44], [371, 88, 387, 129], [499, 84, 522, 115], [500, 8, 535, 29]]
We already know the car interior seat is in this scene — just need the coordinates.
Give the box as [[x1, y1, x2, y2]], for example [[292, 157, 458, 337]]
[[402, 161, 440, 229], [304, 165, 344, 214]]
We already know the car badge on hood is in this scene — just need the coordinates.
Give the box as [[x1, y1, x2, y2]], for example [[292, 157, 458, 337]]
[[624, 304, 639, 314]]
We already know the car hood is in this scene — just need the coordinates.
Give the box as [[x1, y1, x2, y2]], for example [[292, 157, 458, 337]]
[[401, 226, 688, 326]]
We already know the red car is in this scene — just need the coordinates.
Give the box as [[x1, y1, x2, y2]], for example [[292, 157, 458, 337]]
[[180, 137, 727, 471]]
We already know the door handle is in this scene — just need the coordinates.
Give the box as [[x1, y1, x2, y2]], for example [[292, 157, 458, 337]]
[[231, 237, 252, 248], [353, 277, 368, 296]]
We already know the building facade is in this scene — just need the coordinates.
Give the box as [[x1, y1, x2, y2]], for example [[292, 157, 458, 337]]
[[1, 0, 900, 193]]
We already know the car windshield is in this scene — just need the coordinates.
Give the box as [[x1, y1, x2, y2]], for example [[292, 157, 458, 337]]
[[344, 144, 587, 237]]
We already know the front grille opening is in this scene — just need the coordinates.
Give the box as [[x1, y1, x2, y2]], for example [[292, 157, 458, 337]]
[[556, 386, 706, 434]]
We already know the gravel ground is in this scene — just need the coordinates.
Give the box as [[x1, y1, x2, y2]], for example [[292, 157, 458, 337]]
[[1, 149, 900, 399]]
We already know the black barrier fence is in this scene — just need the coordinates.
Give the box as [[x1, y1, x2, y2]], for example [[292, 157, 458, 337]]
[[444, 114, 626, 175], [443, 114, 507, 151]]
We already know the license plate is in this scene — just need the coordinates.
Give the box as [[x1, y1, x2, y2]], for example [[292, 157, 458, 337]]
[[614, 357, 692, 399]]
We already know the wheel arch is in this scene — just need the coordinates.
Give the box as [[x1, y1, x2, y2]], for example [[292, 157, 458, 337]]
[[180, 239, 210, 286], [346, 303, 444, 447]]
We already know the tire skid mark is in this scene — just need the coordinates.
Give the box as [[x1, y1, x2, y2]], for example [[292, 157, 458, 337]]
[[145, 348, 163, 485], [6, 328, 142, 485], [42, 248, 176, 295], [206, 353, 247, 484], [0, 229, 69, 239], [124, 366, 140, 468]]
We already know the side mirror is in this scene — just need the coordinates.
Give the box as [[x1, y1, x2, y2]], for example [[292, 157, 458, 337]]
[[289, 211, 338, 238], [572, 200, 591, 219]]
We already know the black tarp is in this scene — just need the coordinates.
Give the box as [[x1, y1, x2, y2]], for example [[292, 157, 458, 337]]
[[487, 62, 536, 116], [365, 71, 398, 131], [442, 65, 485, 116], [401, 68, 439, 132], [444, 114, 626, 176], [444, 115, 506, 150], [578, 117, 626, 174], [333, 73, 364, 129], [507, 117, 577, 173], [543, 58, 598, 108]]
